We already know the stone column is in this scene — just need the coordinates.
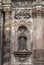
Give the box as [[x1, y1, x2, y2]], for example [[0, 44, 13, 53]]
[[32, 5, 43, 49], [32, 5, 44, 65], [3, 11, 11, 65]]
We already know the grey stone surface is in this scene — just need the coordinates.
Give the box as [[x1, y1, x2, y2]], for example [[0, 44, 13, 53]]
[[0, 0, 44, 65]]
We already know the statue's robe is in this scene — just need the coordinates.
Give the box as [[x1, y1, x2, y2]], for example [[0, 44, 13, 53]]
[[19, 37, 26, 50]]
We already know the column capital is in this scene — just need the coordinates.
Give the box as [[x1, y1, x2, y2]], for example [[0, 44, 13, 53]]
[[0, 2, 2, 10], [32, 5, 44, 18], [3, 3, 11, 11]]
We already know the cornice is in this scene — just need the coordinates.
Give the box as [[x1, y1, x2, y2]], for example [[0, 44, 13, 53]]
[[0, 1, 44, 13]]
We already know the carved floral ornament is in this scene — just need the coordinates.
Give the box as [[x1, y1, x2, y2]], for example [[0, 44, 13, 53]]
[[11, 8, 33, 31], [14, 19, 33, 32], [13, 9, 31, 19]]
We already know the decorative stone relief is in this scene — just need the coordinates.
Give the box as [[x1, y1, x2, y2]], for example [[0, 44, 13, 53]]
[[32, 5, 43, 17], [12, 1, 33, 8], [10, 8, 33, 65], [14, 9, 31, 19]]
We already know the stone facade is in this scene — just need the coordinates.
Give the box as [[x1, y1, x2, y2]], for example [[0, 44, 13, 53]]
[[0, 0, 44, 65]]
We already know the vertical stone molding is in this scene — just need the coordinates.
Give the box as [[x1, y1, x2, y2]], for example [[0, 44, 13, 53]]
[[32, 5, 43, 49], [3, 11, 11, 65], [0, 11, 3, 65], [10, 10, 16, 54], [42, 7, 44, 48]]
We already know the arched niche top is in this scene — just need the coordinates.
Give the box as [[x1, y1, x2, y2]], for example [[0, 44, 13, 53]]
[[18, 26, 28, 32]]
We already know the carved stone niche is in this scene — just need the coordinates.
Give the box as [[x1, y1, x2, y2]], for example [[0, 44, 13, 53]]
[[13, 26, 32, 62]]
